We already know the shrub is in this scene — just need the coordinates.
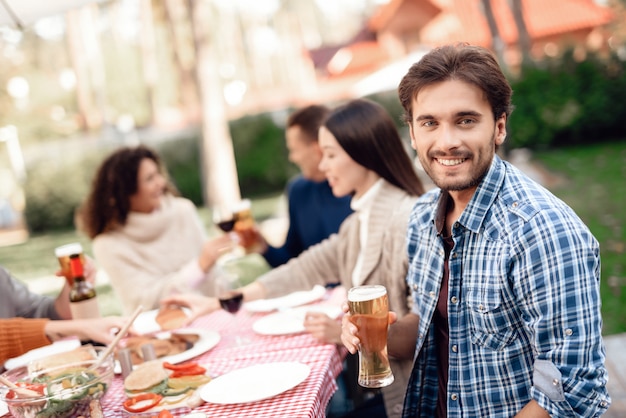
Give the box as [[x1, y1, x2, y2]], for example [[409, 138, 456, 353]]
[[509, 50, 626, 149], [24, 155, 99, 232], [229, 113, 296, 197]]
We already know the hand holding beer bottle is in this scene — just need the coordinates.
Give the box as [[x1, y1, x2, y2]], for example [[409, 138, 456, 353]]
[[68, 253, 101, 319]]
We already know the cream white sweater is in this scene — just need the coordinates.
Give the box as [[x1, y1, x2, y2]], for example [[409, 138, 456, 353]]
[[93, 195, 217, 314]]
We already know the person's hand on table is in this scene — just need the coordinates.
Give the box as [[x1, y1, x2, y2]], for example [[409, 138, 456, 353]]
[[303, 312, 342, 344], [45, 316, 128, 345], [340, 302, 397, 354], [160, 293, 220, 324]]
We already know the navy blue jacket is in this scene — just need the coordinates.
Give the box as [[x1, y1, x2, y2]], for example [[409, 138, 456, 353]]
[[263, 176, 352, 267]]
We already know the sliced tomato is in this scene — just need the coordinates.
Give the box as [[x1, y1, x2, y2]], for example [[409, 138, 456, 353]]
[[162, 361, 201, 371], [6, 382, 46, 399], [169, 365, 206, 378], [123, 393, 163, 413], [158, 410, 174, 418]]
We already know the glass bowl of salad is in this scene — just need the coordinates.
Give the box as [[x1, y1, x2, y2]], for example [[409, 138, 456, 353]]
[[0, 345, 114, 418]]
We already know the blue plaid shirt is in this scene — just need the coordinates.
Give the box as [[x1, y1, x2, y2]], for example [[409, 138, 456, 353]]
[[403, 156, 610, 417]]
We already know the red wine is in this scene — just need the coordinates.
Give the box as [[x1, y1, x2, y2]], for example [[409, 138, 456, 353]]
[[217, 219, 235, 232], [219, 291, 243, 313]]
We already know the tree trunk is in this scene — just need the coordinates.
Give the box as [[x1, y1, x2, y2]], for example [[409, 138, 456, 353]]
[[139, 0, 159, 124], [163, 0, 200, 123], [189, 0, 241, 208], [66, 7, 103, 131], [509, 0, 533, 68], [480, 0, 508, 72]]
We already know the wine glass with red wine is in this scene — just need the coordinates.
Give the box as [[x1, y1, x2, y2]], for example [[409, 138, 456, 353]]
[[212, 205, 235, 233], [212, 204, 243, 262], [215, 271, 248, 345]]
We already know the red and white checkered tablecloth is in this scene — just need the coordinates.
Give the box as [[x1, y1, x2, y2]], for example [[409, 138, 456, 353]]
[[99, 287, 348, 417]]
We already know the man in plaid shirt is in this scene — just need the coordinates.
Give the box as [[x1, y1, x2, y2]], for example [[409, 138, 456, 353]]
[[342, 43, 611, 417]]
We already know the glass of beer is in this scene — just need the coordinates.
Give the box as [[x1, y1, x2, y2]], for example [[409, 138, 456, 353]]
[[232, 199, 263, 253], [347, 285, 394, 388], [54, 242, 84, 285]]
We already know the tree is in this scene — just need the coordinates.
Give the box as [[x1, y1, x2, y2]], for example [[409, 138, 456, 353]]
[[480, 0, 508, 71], [189, 0, 241, 208], [509, 0, 533, 68]]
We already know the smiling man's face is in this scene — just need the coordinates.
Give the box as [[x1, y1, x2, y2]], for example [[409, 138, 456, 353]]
[[408, 79, 506, 196]]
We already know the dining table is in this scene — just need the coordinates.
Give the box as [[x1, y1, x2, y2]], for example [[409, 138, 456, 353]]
[[99, 286, 348, 417]]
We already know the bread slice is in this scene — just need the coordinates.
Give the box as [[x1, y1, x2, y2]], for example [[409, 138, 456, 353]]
[[155, 306, 188, 331], [123, 360, 168, 392]]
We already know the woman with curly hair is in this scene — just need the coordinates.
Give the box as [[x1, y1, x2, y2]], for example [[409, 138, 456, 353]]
[[78, 145, 232, 314]]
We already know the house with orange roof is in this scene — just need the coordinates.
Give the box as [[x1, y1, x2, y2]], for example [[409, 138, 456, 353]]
[[310, 0, 615, 80]]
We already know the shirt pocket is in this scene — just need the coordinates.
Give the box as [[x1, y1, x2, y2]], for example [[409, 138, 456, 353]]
[[464, 284, 518, 351]]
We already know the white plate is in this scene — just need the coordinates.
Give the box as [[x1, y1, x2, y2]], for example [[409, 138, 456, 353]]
[[4, 339, 82, 370], [133, 307, 191, 335], [252, 305, 343, 336], [244, 285, 327, 313], [200, 362, 310, 404], [114, 328, 220, 374]]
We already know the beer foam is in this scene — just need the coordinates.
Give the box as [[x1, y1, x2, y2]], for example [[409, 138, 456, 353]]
[[348, 285, 387, 302], [231, 199, 251, 212], [55, 242, 83, 257]]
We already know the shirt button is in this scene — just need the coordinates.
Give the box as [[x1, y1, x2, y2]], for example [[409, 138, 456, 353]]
[[429, 291, 435, 297], [451, 345, 458, 353], [451, 296, 458, 304], [413, 284, 418, 291], [450, 393, 458, 401], [453, 222, 460, 229], [512, 202, 518, 208], [478, 304, 484, 311], [601, 400, 608, 407], [565, 328, 573, 336], [552, 379, 560, 386], [451, 252, 457, 259]]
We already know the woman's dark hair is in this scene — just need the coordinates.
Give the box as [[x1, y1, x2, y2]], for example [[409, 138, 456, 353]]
[[78, 145, 177, 239], [398, 43, 514, 124], [322, 98, 425, 197]]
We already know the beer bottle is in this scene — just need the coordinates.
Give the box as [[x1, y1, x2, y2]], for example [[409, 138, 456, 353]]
[[69, 253, 101, 319]]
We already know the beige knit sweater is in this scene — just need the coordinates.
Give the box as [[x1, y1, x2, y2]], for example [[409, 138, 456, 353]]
[[93, 195, 217, 314], [258, 180, 417, 418]]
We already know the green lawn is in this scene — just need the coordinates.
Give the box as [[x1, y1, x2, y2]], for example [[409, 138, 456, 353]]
[[533, 141, 626, 336]]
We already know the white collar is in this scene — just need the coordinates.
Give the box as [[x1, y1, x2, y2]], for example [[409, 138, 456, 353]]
[[351, 178, 384, 212]]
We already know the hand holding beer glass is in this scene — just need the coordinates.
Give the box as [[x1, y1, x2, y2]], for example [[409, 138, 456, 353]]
[[231, 199, 264, 254], [347, 285, 394, 388]]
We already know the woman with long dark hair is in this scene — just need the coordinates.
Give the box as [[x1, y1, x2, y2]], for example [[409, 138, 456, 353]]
[[166, 99, 425, 417]]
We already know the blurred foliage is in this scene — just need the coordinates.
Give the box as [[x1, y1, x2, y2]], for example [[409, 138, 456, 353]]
[[533, 141, 626, 335], [159, 136, 204, 205], [508, 49, 626, 149], [230, 112, 297, 197], [23, 153, 100, 232]]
